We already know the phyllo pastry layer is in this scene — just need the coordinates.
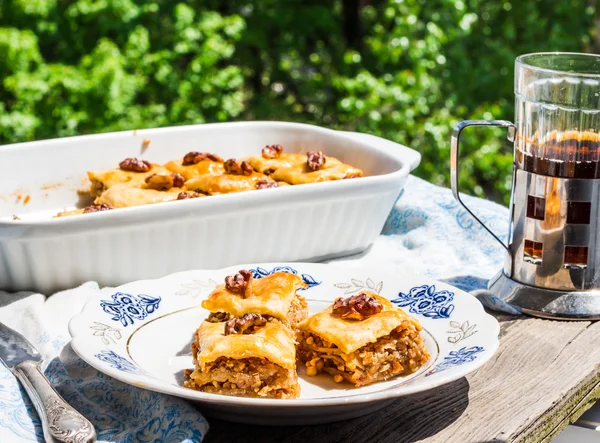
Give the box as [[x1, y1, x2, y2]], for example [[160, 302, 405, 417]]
[[202, 270, 308, 326], [184, 158, 276, 195], [297, 292, 430, 387], [94, 183, 191, 208], [245, 145, 308, 175], [184, 315, 300, 398], [270, 151, 363, 185], [164, 151, 225, 180]]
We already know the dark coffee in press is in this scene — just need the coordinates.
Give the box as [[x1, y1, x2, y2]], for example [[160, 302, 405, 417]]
[[517, 131, 600, 179]]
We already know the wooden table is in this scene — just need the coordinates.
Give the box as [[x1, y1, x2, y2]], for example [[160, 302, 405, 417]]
[[205, 311, 600, 443]]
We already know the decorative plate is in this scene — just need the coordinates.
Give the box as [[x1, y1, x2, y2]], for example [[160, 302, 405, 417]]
[[69, 263, 499, 426]]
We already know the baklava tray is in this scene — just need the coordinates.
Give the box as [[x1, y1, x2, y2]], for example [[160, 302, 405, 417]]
[[0, 121, 420, 293]]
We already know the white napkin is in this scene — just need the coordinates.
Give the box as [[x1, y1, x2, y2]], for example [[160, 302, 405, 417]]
[[0, 281, 210, 442], [0, 175, 509, 442]]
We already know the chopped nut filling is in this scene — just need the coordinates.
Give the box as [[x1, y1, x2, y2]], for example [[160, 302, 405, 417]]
[[184, 357, 300, 399], [256, 179, 278, 190], [206, 312, 232, 323], [177, 191, 202, 200], [83, 203, 113, 213], [332, 293, 383, 320], [119, 158, 151, 172], [298, 323, 429, 386]]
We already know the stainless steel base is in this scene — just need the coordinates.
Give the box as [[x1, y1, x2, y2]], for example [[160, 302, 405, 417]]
[[488, 271, 600, 320]]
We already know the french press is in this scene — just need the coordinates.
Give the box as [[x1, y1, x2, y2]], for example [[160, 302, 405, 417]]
[[451, 52, 600, 319]]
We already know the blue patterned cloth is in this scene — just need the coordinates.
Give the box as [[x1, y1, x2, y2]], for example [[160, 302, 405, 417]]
[[0, 175, 510, 442], [329, 175, 509, 296]]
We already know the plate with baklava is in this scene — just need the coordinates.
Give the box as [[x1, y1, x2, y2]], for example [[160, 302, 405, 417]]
[[69, 263, 499, 425]]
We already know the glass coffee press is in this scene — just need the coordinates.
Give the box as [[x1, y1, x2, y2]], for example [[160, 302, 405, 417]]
[[451, 52, 600, 319]]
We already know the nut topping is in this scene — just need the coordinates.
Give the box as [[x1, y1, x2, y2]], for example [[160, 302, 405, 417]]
[[224, 159, 254, 176], [12, 215, 21, 220], [119, 158, 151, 172], [224, 313, 268, 336], [306, 151, 326, 171], [83, 203, 113, 214], [177, 191, 202, 200], [182, 151, 223, 165], [171, 173, 185, 188], [256, 179, 278, 190], [145, 172, 185, 190], [332, 293, 383, 320], [224, 269, 253, 297], [262, 144, 283, 159]]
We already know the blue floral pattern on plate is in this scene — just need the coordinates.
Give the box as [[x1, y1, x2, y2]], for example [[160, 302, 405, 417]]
[[391, 284, 455, 319], [427, 346, 485, 376], [95, 349, 141, 374], [249, 265, 321, 289], [100, 292, 161, 327]]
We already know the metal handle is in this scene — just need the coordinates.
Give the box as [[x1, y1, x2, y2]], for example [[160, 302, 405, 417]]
[[13, 360, 96, 443], [450, 119, 516, 253]]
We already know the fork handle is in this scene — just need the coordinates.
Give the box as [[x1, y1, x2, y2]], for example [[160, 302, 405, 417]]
[[14, 360, 96, 443]]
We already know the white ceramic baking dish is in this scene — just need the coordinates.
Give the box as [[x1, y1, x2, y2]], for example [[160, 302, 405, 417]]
[[0, 121, 420, 293]]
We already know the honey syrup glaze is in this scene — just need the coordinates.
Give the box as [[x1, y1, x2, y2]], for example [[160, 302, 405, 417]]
[[516, 130, 600, 179]]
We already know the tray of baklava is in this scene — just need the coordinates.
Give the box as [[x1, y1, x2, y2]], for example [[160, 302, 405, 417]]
[[0, 122, 420, 293], [68, 262, 500, 425]]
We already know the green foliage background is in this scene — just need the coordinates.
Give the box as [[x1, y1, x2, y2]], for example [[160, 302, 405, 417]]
[[0, 0, 597, 204]]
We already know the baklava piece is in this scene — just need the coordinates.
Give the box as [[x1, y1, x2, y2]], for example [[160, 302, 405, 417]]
[[164, 151, 225, 180], [184, 315, 300, 399], [245, 145, 308, 175], [270, 151, 363, 185], [297, 292, 430, 387], [94, 183, 189, 208], [94, 171, 197, 208], [87, 158, 168, 197], [185, 159, 276, 195], [202, 270, 308, 327]]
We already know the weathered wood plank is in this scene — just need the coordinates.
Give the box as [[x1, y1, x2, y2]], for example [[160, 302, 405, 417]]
[[204, 312, 600, 443]]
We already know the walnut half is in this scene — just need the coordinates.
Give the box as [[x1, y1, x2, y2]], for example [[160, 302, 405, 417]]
[[145, 172, 185, 190], [224, 269, 253, 297], [306, 151, 326, 171], [224, 159, 253, 176], [182, 151, 223, 165], [119, 158, 151, 172], [262, 144, 283, 159], [224, 313, 268, 336], [332, 293, 383, 320]]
